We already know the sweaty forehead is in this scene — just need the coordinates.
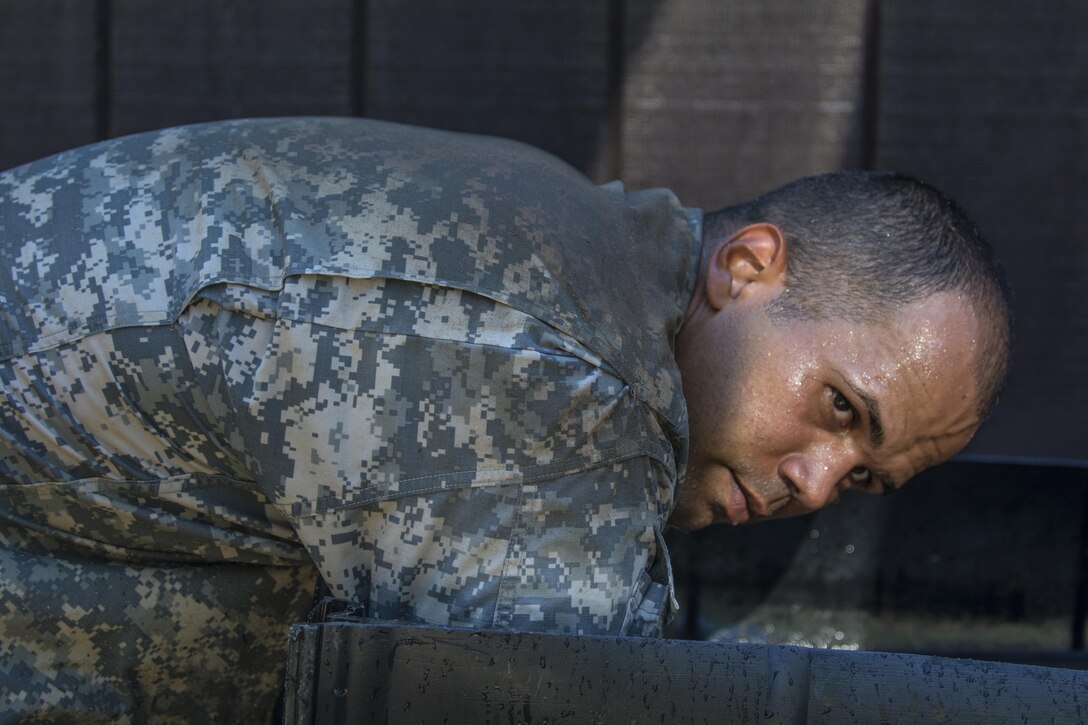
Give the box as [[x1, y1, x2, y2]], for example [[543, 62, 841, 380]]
[[837, 292, 979, 379], [892, 293, 980, 374]]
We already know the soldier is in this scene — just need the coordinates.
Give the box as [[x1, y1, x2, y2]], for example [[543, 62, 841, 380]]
[[0, 118, 1009, 722]]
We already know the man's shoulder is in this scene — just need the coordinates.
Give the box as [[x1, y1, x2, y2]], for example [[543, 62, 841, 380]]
[[0, 118, 698, 434]]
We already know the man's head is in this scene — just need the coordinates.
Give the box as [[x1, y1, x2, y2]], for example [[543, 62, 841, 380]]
[[669, 171, 1011, 531]]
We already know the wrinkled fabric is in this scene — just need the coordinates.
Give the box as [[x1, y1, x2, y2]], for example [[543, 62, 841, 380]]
[[0, 118, 700, 722]]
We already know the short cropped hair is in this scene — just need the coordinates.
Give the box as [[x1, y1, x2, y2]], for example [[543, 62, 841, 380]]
[[702, 171, 1012, 420]]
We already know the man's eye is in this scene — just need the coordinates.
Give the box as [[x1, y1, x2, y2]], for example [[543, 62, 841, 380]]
[[849, 466, 871, 485], [831, 388, 856, 422]]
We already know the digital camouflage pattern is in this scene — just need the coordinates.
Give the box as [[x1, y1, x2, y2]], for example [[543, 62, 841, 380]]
[[0, 118, 700, 721]]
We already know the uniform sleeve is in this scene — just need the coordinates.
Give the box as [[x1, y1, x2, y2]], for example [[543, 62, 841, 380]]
[[181, 273, 678, 634]]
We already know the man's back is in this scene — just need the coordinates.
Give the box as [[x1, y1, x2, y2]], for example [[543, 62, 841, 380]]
[[0, 118, 699, 720]]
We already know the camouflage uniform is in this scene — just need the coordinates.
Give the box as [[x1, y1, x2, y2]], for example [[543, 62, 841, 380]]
[[0, 118, 701, 722]]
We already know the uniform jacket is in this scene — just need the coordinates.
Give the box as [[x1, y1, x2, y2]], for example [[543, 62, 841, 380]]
[[0, 118, 701, 721]]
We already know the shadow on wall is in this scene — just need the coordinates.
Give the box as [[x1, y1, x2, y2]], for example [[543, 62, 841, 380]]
[[0, 0, 670, 179], [360, 0, 668, 182]]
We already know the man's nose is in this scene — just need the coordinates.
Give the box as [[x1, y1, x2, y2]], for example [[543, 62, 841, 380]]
[[777, 453, 850, 511]]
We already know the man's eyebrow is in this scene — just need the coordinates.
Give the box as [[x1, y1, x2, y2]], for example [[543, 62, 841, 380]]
[[845, 379, 885, 446]]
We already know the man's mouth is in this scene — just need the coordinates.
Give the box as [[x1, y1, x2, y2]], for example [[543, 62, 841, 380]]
[[723, 471, 793, 523]]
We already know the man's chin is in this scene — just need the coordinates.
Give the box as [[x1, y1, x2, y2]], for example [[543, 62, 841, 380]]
[[667, 500, 749, 531]]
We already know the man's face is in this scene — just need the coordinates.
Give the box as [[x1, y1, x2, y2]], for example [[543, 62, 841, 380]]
[[669, 290, 981, 531]]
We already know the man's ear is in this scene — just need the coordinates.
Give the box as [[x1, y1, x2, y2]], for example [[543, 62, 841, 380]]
[[704, 223, 787, 310]]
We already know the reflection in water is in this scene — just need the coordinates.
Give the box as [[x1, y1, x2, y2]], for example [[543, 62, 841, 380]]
[[709, 605, 866, 651]]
